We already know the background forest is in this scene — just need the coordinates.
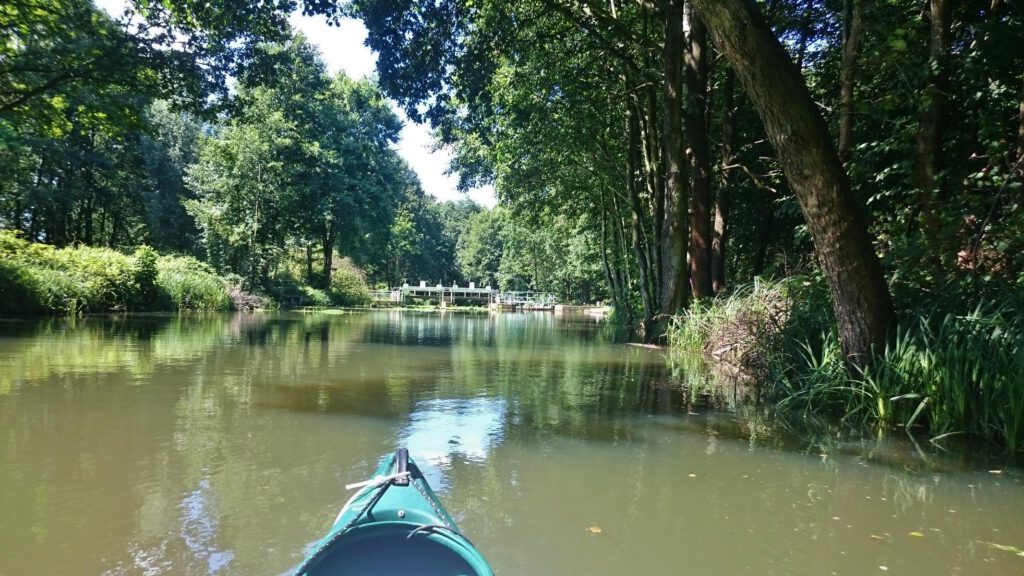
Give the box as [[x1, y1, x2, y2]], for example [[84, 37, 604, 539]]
[[1, 0, 1022, 446], [0, 0, 606, 314]]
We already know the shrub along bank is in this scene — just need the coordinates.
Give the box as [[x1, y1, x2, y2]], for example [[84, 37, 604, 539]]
[[0, 232, 378, 316], [668, 277, 1024, 452], [0, 231, 234, 315]]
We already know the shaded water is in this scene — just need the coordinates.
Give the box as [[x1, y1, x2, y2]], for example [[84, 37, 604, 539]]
[[1, 311, 1021, 575]]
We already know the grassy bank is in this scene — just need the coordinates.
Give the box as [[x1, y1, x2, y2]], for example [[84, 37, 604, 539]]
[[0, 231, 234, 315], [667, 278, 1024, 452], [0, 232, 383, 316]]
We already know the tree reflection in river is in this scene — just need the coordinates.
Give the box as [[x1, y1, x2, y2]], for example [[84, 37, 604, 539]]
[[1, 311, 1022, 576]]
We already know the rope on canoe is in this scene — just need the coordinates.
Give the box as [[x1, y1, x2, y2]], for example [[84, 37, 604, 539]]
[[345, 471, 411, 491], [409, 473, 456, 533], [294, 475, 401, 576], [335, 471, 411, 525], [292, 468, 464, 575]]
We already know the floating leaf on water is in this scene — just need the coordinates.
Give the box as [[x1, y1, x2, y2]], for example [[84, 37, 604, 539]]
[[908, 531, 924, 537], [586, 525, 603, 534], [978, 541, 1024, 557]]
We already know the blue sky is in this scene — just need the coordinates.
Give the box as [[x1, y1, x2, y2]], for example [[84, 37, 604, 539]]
[[94, 0, 495, 207]]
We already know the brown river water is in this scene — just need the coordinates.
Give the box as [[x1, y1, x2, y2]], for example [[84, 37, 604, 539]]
[[1, 311, 1022, 575]]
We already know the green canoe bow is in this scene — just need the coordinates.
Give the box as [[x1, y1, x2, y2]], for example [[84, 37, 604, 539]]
[[294, 449, 494, 576]]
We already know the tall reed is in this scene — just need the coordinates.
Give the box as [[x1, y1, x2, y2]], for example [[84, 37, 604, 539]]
[[667, 274, 1024, 451], [778, 301, 1024, 450]]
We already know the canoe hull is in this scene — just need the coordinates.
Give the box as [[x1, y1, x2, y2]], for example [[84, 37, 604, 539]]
[[294, 450, 493, 576]]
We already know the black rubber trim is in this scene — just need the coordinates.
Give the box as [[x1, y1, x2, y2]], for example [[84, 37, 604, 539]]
[[395, 448, 410, 485]]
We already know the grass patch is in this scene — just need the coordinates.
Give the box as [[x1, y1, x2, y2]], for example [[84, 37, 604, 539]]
[[667, 276, 1024, 451], [0, 230, 233, 315], [770, 302, 1024, 451], [156, 255, 233, 311]]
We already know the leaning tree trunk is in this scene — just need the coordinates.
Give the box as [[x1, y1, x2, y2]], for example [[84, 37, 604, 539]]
[[685, 4, 713, 299], [837, 0, 863, 162], [690, 0, 895, 365], [660, 0, 689, 316]]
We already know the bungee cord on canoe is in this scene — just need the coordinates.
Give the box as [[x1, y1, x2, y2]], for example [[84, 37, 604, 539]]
[[293, 448, 494, 576]]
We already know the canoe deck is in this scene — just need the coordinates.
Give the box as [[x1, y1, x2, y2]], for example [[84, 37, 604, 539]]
[[302, 523, 484, 576], [294, 449, 493, 576]]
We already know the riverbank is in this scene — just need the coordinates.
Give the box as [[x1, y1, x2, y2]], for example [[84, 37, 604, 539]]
[[667, 277, 1024, 452], [0, 232, 515, 317], [0, 231, 237, 315], [0, 232, 345, 316]]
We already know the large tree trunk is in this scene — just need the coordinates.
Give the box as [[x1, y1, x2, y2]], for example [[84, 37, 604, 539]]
[[629, 101, 656, 340], [685, 4, 713, 299], [915, 0, 952, 212], [644, 82, 664, 293], [712, 69, 737, 293], [690, 0, 895, 365], [837, 0, 863, 162], [660, 0, 689, 315]]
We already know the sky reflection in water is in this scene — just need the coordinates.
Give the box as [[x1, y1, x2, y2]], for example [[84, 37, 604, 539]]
[[401, 397, 507, 491]]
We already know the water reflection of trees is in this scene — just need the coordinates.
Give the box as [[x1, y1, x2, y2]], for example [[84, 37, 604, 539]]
[[0, 314, 261, 394], [4, 311, 1023, 575]]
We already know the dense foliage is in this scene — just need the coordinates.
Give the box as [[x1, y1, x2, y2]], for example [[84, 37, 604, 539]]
[[0, 230, 231, 313], [0, 1, 501, 308]]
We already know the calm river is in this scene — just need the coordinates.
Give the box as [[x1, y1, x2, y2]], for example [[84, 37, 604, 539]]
[[1, 311, 1022, 575]]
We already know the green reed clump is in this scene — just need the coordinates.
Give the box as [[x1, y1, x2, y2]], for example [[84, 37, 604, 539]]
[[0, 231, 234, 315], [774, 299, 1024, 451], [155, 255, 233, 311], [869, 303, 1023, 450], [666, 277, 829, 382], [667, 273, 1024, 451]]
